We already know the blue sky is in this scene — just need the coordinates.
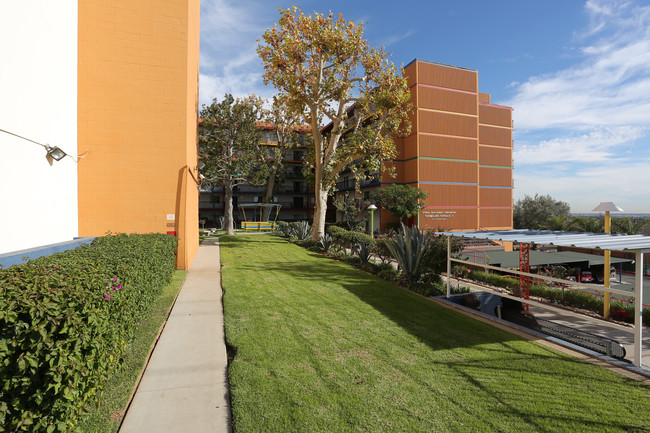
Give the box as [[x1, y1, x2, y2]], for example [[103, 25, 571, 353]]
[[199, 0, 650, 213]]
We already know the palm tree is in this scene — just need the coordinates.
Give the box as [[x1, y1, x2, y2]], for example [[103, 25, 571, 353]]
[[569, 216, 603, 233], [611, 217, 649, 235], [541, 215, 573, 231]]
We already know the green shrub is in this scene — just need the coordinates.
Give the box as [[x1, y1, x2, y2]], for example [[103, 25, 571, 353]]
[[372, 238, 393, 263], [326, 226, 375, 255], [326, 225, 346, 250], [346, 231, 375, 253], [373, 263, 400, 282], [0, 233, 177, 432], [275, 221, 291, 237]]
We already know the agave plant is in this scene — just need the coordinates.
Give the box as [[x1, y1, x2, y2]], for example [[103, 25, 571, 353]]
[[358, 241, 372, 264], [290, 220, 311, 241], [385, 224, 428, 281], [319, 233, 333, 251]]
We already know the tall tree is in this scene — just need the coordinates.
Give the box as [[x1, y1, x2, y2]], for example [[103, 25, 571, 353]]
[[540, 214, 573, 231], [570, 216, 603, 233], [611, 216, 649, 235], [513, 194, 571, 229], [199, 94, 266, 235], [372, 184, 428, 223], [258, 7, 411, 241], [333, 192, 368, 230], [262, 96, 306, 203]]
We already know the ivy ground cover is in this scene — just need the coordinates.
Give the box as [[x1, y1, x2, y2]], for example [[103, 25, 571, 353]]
[[221, 235, 650, 433]]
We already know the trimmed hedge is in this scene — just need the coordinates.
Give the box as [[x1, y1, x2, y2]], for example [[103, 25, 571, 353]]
[[326, 226, 375, 253], [0, 233, 177, 432]]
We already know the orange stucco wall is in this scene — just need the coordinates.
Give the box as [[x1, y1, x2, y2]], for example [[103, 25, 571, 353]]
[[77, 0, 200, 269]]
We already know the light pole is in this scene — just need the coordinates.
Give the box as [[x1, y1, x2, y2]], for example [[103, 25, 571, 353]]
[[367, 204, 377, 237], [592, 201, 623, 319]]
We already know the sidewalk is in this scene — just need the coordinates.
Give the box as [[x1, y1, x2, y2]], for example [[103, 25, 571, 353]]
[[119, 238, 230, 433]]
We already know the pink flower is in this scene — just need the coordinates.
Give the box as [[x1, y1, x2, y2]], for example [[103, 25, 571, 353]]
[[103, 292, 111, 300]]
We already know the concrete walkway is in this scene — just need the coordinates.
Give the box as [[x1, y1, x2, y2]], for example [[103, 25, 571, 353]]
[[120, 238, 230, 433]]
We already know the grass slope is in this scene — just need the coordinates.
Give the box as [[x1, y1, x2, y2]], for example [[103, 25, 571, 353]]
[[221, 235, 649, 433], [78, 270, 187, 432]]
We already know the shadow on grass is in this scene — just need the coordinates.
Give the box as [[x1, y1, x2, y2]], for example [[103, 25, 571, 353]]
[[222, 237, 650, 431], [235, 250, 532, 352]]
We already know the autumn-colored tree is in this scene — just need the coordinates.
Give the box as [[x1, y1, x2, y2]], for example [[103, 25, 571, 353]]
[[258, 7, 411, 241], [262, 96, 309, 203], [199, 94, 266, 235]]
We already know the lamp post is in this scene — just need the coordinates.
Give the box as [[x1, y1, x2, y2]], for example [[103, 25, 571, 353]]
[[592, 201, 623, 319], [367, 204, 377, 237]]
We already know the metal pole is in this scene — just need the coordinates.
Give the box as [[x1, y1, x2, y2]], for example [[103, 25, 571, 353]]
[[370, 209, 374, 238], [633, 251, 644, 367], [446, 235, 451, 298]]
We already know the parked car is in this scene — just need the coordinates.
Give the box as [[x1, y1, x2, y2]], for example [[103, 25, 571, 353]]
[[580, 271, 594, 283]]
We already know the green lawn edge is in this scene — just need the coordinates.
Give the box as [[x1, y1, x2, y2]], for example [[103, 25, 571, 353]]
[[78, 270, 187, 433], [221, 235, 650, 433]]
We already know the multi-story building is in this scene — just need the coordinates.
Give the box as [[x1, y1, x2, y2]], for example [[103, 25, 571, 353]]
[[335, 59, 514, 233], [199, 124, 313, 226], [200, 58, 513, 234]]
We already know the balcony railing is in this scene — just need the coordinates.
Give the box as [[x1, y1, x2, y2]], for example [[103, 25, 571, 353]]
[[335, 177, 380, 191], [278, 187, 309, 194], [282, 170, 305, 179]]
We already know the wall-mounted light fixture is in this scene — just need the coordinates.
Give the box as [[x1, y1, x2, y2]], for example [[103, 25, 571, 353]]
[[45, 145, 67, 161], [1, 127, 75, 164]]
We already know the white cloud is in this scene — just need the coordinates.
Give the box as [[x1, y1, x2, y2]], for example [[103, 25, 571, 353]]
[[381, 30, 416, 47], [199, 0, 276, 106], [507, 0, 650, 212], [515, 158, 650, 213], [507, 0, 650, 130], [514, 126, 645, 164]]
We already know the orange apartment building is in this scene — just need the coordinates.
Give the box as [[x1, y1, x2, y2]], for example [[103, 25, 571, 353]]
[[77, 0, 201, 269], [381, 59, 514, 232]]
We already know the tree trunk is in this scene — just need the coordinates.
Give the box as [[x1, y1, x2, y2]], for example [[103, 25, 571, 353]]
[[265, 169, 276, 203], [224, 179, 235, 235], [311, 185, 328, 242]]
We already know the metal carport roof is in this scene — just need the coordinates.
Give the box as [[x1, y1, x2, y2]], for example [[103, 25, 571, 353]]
[[443, 229, 650, 252], [441, 229, 649, 368]]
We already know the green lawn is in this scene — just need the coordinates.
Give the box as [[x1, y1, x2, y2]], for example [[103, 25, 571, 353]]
[[221, 235, 650, 433], [78, 270, 187, 433]]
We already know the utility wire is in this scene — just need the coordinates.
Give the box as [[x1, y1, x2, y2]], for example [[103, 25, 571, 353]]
[[0, 127, 49, 149], [0, 127, 79, 162]]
